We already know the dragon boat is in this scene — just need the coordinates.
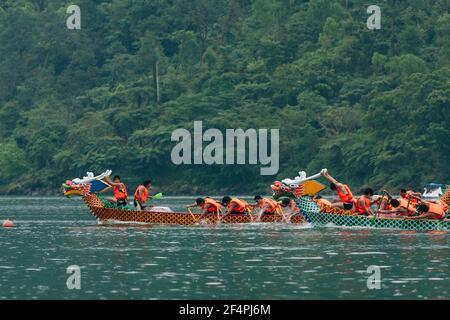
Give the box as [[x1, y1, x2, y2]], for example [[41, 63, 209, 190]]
[[63, 170, 450, 230], [271, 171, 450, 231], [62, 170, 313, 225]]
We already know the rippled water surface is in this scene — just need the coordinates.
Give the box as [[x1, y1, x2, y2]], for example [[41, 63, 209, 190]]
[[1, 196, 449, 299]]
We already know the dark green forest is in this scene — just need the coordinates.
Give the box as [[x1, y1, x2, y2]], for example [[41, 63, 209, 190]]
[[0, 0, 449, 195]]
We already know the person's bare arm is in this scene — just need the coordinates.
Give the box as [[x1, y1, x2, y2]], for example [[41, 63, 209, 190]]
[[321, 171, 348, 193], [381, 198, 391, 209], [383, 190, 393, 199], [104, 176, 121, 186], [409, 191, 422, 198], [323, 171, 347, 193], [321, 171, 339, 185], [136, 186, 144, 203]]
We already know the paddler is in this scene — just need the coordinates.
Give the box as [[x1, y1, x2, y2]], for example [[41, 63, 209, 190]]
[[378, 198, 415, 217], [406, 199, 448, 220], [105, 175, 128, 206], [221, 196, 251, 215], [355, 188, 375, 216], [252, 195, 280, 215], [277, 198, 300, 223], [399, 188, 421, 206], [134, 180, 152, 211], [187, 197, 222, 215], [313, 195, 333, 207], [279, 197, 300, 215], [320, 169, 356, 210]]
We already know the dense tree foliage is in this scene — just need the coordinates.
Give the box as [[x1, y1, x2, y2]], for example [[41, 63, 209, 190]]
[[0, 0, 449, 195]]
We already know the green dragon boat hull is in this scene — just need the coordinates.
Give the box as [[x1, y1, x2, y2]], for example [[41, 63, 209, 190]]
[[303, 211, 450, 231], [296, 197, 450, 231]]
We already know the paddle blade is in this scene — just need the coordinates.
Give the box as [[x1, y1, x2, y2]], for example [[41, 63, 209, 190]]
[[153, 192, 163, 200]]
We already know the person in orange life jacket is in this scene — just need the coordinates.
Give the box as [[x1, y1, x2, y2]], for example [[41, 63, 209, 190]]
[[253, 195, 279, 215], [279, 197, 300, 214], [406, 199, 448, 220], [222, 196, 250, 215], [377, 199, 415, 217], [320, 170, 355, 210], [134, 180, 152, 211], [399, 188, 421, 206], [277, 197, 300, 223], [105, 175, 128, 207], [355, 188, 375, 216], [313, 195, 333, 207], [187, 197, 222, 214], [380, 189, 418, 213]]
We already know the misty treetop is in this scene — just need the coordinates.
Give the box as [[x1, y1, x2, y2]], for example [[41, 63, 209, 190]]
[[0, 0, 449, 195]]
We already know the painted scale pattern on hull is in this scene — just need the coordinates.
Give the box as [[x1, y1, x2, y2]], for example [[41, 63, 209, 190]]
[[84, 194, 306, 225]]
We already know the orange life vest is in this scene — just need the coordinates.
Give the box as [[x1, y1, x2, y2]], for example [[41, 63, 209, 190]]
[[258, 198, 279, 214], [401, 191, 419, 206], [202, 198, 221, 213], [336, 184, 355, 203], [427, 201, 447, 219], [398, 198, 416, 215], [113, 184, 128, 200], [228, 198, 250, 213], [355, 195, 371, 214], [134, 186, 149, 204]]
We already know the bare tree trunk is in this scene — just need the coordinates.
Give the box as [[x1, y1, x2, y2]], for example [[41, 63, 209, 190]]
[[153, 61, 160, 103]]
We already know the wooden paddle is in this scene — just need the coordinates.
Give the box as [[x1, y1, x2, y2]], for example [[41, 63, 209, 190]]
[[187, 208, 201, 224], [274, 205, 288, 223]]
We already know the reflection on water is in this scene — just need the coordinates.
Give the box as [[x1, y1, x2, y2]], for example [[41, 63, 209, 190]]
[[0, 196, 449, 300]]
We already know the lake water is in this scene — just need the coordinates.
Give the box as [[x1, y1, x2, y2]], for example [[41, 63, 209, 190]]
[[0, 196, 449, 300]]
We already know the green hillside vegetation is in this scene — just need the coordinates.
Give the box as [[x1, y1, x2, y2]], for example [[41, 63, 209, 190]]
[[0, 0, 449, 195]]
